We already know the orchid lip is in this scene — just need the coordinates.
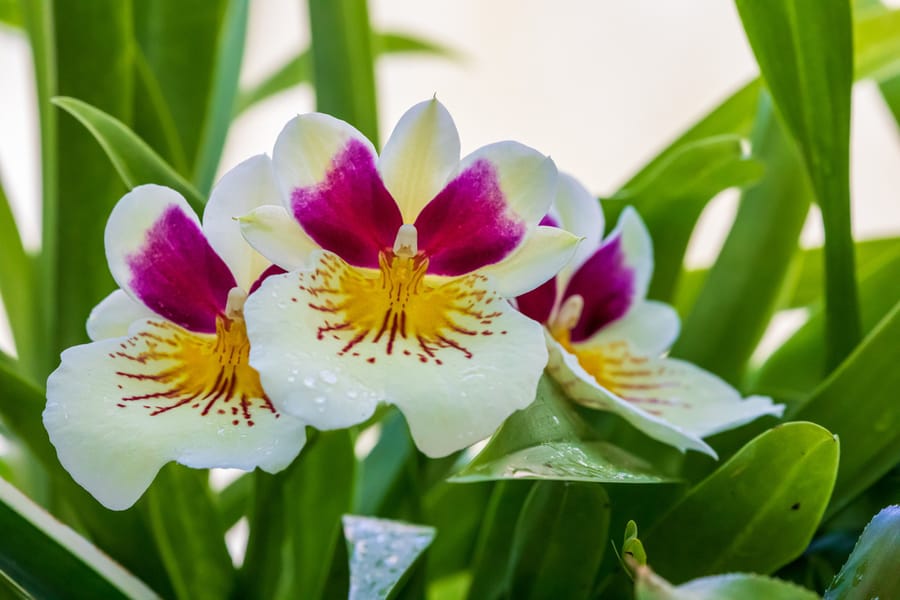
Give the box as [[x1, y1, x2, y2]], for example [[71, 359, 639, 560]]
[[393, 224, 419, 258], [550, 294, 584, 338]]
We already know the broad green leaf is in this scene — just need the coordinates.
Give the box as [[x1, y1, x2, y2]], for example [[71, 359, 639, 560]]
[[644, 422, 839, 582], [308, 0, 379, 144], [791, 303, 900, 517], [750, 244, 900, 402], [0, 0, 19, 27], [451, 375, 675, 485], [604, 136, 765, 302], [672, 96, 812, 384], [507, 482, 611, 600], [466, 481, 532, 600], [0, 176, 39, 374], [142, 466, 234, 600], [0, 478, 158, 600], [240, 430, 355, 600], [343, 515, 435, 600], [825, 505, 900, 599], [634, 565, 820, 600], [49, 0, 134, 358], [52, 97, 205, 212], [734, 0, 859, 367]]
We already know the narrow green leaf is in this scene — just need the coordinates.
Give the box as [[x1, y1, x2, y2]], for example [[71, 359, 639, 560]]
[[734, 0, 859, 367], [0, 478, 159, 600], [343, 515, 435, 600], [672, 96, 812, 383], [0, 360, 55, 470], [216, 473, 251, 530], [142, 466, 234, 600], [354, 409, 415, 516], [792, 303, 900, 517], [825, 505, 900, 599], [604, 136, 765, 302], [0, 0, 20, 27], [423, 480, 493, 582], [507, 482, 611, 600], [452, 375, 676, 484], [466, 481, 532, 600], [307, 0, 378, 143], [52, 97, 205, 212], [644, 422, 839, 581], [855, 6, 900, 79], [240, 430, 355, 600], [191, 0, 249, 193], [634, 565, 820, 600]]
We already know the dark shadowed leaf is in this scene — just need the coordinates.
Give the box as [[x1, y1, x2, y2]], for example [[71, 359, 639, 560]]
[[825, 505, 900, 599]]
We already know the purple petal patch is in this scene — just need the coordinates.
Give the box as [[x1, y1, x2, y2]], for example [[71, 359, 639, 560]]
[[415, 159, 527, 276], [516, 277, 557, 325], [563, 232, 635, 343], [127, 205, 236, 333], [248, 264, 287, 295], [290, 138, 403, 269]]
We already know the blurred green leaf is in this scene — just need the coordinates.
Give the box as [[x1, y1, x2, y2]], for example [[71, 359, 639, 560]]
[[672, 96, 812, 384], [0, 478, 159, 600], [735, 0, 858, 368], [308, 0, 379, 144], [751, 243, 900, 402], [343, 515, 435, 600], [52, 97, 205, 212], [216, 473, 251, 529], [424, 480, 493, 582], [0, 0, 20, 27], [466, 481, 532, 600], [0, 176, 39, 375], [825, 505, 900, 599], [507, 482, 611, 600], [235, 31, 455, 115], [452, 375, 676, 484], [792, 303, 900, 518], [634, 565, 820, 600], [354, 409, 415, 516], [240, 430, 355, 600], [855, 6, 900, 79], [644, 422, 839, 582], [142, 466, 234, 600], [605, 135, 764, 302]]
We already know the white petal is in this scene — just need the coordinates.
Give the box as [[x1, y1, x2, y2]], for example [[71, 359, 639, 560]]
[[86, 289, 155, 342], [44, 320, 307, 510], [553, 173, 604, 279], [480, 226, 581, 297], [203, 155, 281, 290], [272, 112, 377, 205], [239, 205, 319, 272], [378, 98, 461, 223], [610, 206, 653, 302], [456, 141, 558, 227], [583, 300, 680, 356], [244, 251, 549, 457]]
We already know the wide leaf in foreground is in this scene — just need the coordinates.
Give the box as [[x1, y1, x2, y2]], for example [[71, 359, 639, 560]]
[[634, 565, 820, 600], [825, 505, 900, 600]]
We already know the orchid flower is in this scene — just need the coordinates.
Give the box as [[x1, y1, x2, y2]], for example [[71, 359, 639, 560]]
[[516, 174, 783, 457], [239, 99, 580, 457], [44, 156, 308, 510]]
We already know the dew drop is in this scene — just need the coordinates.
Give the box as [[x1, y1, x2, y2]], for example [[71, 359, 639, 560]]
[[320, 370, 338, 384], [314, 396, 326, 405], [303, 376, 316, 388]]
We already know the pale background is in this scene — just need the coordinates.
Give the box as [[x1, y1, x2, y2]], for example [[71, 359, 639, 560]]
[[1, 0, 899, 356]]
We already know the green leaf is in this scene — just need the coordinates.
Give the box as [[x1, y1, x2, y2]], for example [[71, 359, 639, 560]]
[[216, 473, 251, 530], [791, 303, 900, 517], [423, 480, 493, 582], [0, 477, 159, 600], [644, 422, 839, 582], [604, 135, 765, 302], [52, 97, 206, 212], [354, 409, 415, 516], [236, 31, 454, 116], [466, 481, 533, 600], [825, 505, 900, 599], [451, 375, 676, 484], [507, 482, 611, 600], [240, 430, 355, 600], [343, 515, 435, 600], [672, 95, 812, 384], [634, 565, 820, 600], [734, 0, 858, 368], [142, 466, 234, 600], [307, 0, 379, 143], [855, 7, 900, 79], [0, 0, 20, 27], [750, 242, 900, 402]]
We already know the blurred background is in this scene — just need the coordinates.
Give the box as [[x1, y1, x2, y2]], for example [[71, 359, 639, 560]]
[[1, 0, 899, 356]]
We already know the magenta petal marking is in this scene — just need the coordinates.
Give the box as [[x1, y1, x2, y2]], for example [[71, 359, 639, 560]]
[[415, 159, 527, 276], [126, 205, 236, 333], [563, 232, 635, 343], [290, 138, 402, 268], [516, 277, 558, 325], [248, 264, 287, 295]]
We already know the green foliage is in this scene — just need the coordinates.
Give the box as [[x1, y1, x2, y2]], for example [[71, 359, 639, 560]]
[[634, 566, 821, 600], [825, 505, 900, 599]]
